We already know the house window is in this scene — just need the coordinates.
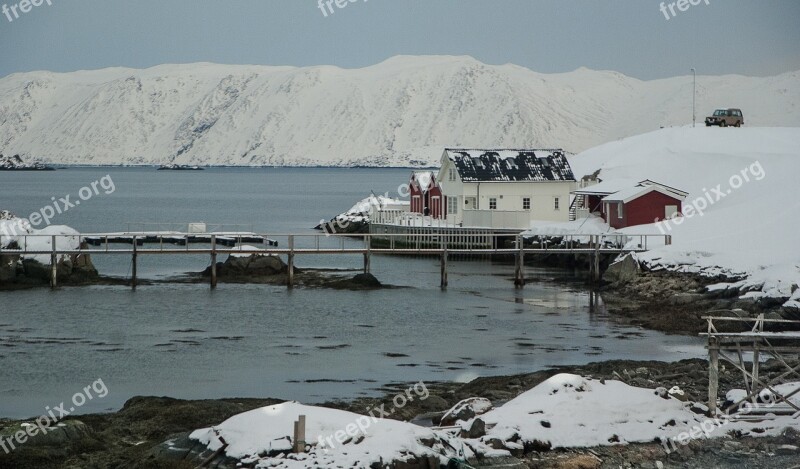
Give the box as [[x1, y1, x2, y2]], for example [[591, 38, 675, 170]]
[[447, 196, 458, 215], [554, 197, 560, 210], [448, 168, 457, 182], [617, 202, 624, 219], [523, 197, 531, 210], [489, 198, 497, 210]]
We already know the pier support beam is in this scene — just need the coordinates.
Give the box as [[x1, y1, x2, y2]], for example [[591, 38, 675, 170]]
[[363, 235, 371, 274], [287, 235, 294, 289], [708, 337, 719, 416], [50, 235, 57, 289], [210, 235, 217, 289], [440, 246, 448, 289], [514, 235, 525, 288], [131, 236, 137, 290]]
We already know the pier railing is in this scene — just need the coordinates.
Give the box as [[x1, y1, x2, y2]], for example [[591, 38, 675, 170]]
[[0, 232, 671, 289]]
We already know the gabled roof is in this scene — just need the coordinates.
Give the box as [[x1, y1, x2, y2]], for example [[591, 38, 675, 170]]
[[443, 149, 575, 183], [576, 179, 689, 201], [410, 171, 435, 191], [601, 182, 688, 204]]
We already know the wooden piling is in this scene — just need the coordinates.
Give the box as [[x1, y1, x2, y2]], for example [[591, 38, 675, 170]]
[[708, 337, 719, 415], [514, 234, 525, 288], [293, 415, 306, 453], [210, 235, 217, 289], [131, 236, 137, 290], [287, 235, 294, 289], [50, 235, 57, 289], [363, 235, 371, 274], [440, 244, 448, 289]]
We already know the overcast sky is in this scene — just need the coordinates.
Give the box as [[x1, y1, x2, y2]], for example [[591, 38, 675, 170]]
[[0, 0, 798, 79]]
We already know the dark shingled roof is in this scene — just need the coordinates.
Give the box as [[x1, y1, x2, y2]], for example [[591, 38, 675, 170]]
[[444, 149, 575, 183]]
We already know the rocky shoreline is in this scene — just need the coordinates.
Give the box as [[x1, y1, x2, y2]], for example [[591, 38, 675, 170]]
[[2, 358, 799, 468]]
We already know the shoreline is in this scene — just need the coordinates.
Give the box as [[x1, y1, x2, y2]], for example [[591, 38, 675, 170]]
[[2, 357, 799, 468]]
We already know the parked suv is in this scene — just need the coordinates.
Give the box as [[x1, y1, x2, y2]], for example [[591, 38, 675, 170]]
[[705, 108, 744, 127]]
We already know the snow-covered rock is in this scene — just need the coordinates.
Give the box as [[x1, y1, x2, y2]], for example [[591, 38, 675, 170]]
[[477, 373, 800, 451], [1, 57, 797, 166], [188, 401, 497, 468]]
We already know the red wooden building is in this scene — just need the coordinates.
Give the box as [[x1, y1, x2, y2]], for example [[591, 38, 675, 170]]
[[409, 171, 444, 218], [574, 179, 687, 229]]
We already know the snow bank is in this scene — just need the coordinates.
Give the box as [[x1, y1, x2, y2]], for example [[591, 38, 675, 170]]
[[569, 127, 800, 307], [523, 215, 615, 242], [189, 376, 800, 467], [477, 373, 800, 450], [189, 401, 491, 468]]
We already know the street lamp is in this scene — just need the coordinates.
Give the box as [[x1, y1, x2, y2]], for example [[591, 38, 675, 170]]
[[691, 68, 696, 127]]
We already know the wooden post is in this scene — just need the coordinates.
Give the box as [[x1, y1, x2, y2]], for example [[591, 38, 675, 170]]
[[514, 234, 525, 288], [363, 235, 371, 274], [293, 415, 306, 453], [288, 235, 296, 283], [708, 337, 719, 416], [440, 243, 448, 289], [50, 235, 57, 289], [210, 235, 217, 289], [131, 236, 137, 290], [592, 237, 601, 283]]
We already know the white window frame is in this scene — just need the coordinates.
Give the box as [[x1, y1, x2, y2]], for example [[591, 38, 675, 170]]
[[523, 197, 531, 210], [489, 198, 497, 210], [554, 197, 560, 211], [447, 196, 458, 215]]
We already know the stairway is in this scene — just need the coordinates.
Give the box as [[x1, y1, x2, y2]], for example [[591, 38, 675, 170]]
[[569, 194, 586, 221]]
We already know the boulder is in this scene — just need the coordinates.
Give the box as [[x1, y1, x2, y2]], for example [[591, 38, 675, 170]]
[[460, 418, 486, 439], [604, 253, 640, 284], [205, 253, 287, 277], [0, 254, 19, 282], [441, 397, 493, 426]]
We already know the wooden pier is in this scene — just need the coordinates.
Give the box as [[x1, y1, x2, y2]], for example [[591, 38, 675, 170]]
[[0, 232, 670, 290]]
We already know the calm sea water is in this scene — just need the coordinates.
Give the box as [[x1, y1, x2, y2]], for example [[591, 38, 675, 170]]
[[0, 168, 703, 418]]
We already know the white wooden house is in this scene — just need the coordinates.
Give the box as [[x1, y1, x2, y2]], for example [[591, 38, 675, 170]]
[[437, 149, 576, 229]]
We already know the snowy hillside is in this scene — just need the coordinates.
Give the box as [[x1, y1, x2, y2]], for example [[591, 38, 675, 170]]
[[0, 56, 798, 167], [569, 126, 800, 308]]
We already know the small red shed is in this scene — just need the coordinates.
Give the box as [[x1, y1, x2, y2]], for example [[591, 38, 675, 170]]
[[409, 171, 444, 219], [601, 181, 687, 229]]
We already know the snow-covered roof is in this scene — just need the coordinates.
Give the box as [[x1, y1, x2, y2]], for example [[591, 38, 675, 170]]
[[602, 184, 686, 204], [444, 149, 575, 183], [573, 179, 638, 196], [410, 170, 435, 191]]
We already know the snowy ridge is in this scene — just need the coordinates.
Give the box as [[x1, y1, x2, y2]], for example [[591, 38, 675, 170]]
[[0, 56, 798, 166], [569, 126, 800, 308]]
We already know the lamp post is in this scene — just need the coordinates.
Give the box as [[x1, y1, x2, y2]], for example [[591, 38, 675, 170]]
[[691, 68, 696, 127]]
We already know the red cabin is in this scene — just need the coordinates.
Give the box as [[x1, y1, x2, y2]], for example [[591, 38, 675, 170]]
[[574, 179, 687, 229], [409, 171, 444, 219]]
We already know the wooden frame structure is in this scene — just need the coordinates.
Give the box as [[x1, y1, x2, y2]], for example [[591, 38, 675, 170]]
[[702, 315, 800, 418]]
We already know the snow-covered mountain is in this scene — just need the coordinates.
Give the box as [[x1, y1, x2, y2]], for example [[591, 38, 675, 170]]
[[0, 56, 798, 167]]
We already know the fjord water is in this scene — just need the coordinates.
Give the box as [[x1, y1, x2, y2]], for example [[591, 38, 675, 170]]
[[0, 168, 702, 418]]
